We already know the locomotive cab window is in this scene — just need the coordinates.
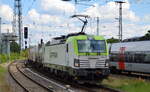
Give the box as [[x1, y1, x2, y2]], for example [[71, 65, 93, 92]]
[[77, 40, 106, 53]]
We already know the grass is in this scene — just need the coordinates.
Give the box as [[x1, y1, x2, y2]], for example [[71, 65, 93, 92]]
[[0, 50, 28, 63], [0, 50, 28, 92], [102, 76, 150, 92], [0, 65, 7, 76], [0, 63, 12, 92]]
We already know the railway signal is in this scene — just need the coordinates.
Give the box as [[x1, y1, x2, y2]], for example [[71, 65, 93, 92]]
[[24, 27, 28, 39], [24, 27, 28, 49]]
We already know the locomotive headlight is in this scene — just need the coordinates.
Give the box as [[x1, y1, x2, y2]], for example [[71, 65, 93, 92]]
[[105, 62, 109, 67], [74, 59, 80, 67], [105, 59, 109, 67]]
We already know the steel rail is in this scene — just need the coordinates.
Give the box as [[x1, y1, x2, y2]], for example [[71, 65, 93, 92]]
[[8, 61, 29, 92], [16, 63, 53, 92]]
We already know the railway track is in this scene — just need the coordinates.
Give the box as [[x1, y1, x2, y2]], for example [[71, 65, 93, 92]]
[[9, 60, 123, 92], [29, 63, 123, 92], [8, 61, 52, 92]]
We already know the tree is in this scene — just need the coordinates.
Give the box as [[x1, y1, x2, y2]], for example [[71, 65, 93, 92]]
[[148, 30, 150, 33], [107, 37, 119, 43], [140, 30, 150, 40], [10, 41, 20, 53]]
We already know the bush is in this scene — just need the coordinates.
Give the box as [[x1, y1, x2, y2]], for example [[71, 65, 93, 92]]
[[0, 54, 8, 63], [0, 50, 28, 63]]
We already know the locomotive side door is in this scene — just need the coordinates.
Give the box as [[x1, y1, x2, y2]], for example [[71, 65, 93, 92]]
[[66, 42, 75, 67]]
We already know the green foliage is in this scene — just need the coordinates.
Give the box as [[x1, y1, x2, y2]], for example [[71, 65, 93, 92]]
[[0, 54, 8, 63], [0, 66, 6, 76], [118, 81, 150, 92], [107, 37, 119, 43], [140, 30, 150, 41], [10, 41, 20, 53], [0, 50, 28, 63]]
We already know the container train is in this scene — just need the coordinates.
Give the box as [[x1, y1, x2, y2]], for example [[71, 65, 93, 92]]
[[28, 32, 110, 83], [109, 41, 150, 74]]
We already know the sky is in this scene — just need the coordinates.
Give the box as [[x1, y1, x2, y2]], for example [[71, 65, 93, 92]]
[[0, 0, 150, 45]]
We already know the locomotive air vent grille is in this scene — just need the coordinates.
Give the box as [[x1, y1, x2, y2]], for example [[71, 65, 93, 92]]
[[95, 61, 105, 68], [79, 60, 90, 68]]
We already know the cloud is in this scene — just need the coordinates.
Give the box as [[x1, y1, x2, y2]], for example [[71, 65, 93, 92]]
[[82, 4, 101, 17], [25, 0, 146, 45], [27, 9, 61, 25], [1, 24, 13, 33], [0, 4, 13, 33], [83, 0, 140, 22], [122, 24, 147, 38], [143, 14, 150, 22], [41, 0, 75, 14], [0, 4, 13, 21], [25, 18, 150, 46], [98, 23, 150, 39]]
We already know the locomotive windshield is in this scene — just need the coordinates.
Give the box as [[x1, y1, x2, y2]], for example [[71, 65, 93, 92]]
[[78, 40, 106, 53]]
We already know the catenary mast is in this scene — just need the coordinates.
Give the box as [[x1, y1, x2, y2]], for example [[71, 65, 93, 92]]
[[115, 1, 125, 42], [13, 0, 23, 51]]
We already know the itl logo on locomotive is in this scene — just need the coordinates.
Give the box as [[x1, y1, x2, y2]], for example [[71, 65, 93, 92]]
[[50, 52, 58, 58], [118, 47, 126, 70]]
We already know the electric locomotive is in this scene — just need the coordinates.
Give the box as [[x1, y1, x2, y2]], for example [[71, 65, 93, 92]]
[[28, 32, 110, 82], [28, 15, 110, 83]]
